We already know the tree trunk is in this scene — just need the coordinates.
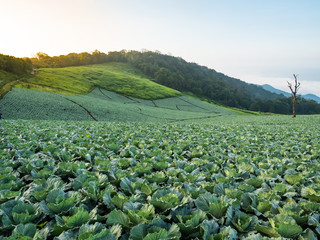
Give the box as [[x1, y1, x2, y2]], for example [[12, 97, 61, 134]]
[[292, 95, 296, 118]]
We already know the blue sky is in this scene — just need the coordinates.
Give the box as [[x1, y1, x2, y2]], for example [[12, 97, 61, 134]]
[[0, 0, 319, 95]]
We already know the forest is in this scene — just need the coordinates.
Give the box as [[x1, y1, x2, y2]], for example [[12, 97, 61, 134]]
[[0, 53, 33, 75], [1, 50, 320, 115]]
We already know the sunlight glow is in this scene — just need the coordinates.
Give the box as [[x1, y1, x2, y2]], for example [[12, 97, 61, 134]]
[[0, 0, 319, 94]]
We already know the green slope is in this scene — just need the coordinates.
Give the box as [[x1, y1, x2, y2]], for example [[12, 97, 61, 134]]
[[15, 62, 181, 99], [0, 62, 239, 121], [0, 70, 17, 83], [0, 88, 236, 121], [0, 70, 19, 98]]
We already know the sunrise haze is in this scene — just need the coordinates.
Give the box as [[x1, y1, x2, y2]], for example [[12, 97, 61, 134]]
[[0, 0, 319, 95]]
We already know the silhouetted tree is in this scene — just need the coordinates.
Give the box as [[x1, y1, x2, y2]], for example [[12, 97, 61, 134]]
[[287, 74, 300, 118]]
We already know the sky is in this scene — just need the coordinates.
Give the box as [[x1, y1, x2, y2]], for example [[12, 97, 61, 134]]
[[0, 0, 319, 95]]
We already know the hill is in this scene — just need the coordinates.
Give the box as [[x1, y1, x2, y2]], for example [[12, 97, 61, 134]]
[[26, 50, 320, 114], [16, 62, 180, 99], [0, 59, 253, 121], [111, 51, 283, 106], [261, 84, 320, 103], [261, 84, 291, 97], [0, 53, 32, 75], [1, 50, 320, 115], [303, 94, 320, 103], [29, 51, 282, 106]]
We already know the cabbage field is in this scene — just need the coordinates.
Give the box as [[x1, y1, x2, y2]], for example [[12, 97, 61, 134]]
[[0, 88, 235, 121], [1, 115, 320, 239]]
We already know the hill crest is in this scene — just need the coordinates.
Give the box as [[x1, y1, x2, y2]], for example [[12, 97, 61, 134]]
[[1, 50, 320, 115]]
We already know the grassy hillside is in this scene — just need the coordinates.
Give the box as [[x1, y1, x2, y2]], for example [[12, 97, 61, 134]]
[[3, 50, 320, 114], [0, 70, 17, 83], [0, 62, 243, 121], [16, 62, 181, 99], [0, 62, 274, 121], [0, 88, 236, 121], [0, 70, 20, 99]]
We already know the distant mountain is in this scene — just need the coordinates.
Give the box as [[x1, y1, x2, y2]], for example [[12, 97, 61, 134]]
[[303, 94, 320, 103], [261, 84, 320, 103], [261, 84, 291, 97]]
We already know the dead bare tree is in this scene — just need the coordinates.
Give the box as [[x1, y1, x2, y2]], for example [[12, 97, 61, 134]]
[[287, 74, 300, 118]]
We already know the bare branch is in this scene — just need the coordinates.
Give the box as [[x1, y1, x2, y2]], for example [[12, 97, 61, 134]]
[[293, 74, 301, 92], [287, 81, 294, 93]]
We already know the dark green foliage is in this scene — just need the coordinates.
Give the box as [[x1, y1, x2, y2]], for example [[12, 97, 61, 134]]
[[1, 116, 320, 238], [122, 51, 281, 106], [0, 54, 32, 75], [249, 97, 320, 115], [30, 50, 112, 68], [122, 51, 320, 114]]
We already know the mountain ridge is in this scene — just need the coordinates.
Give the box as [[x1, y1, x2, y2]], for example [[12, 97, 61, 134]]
[[261, 84, 320, 103]]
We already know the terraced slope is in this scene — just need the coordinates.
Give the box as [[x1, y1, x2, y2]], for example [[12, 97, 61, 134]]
[[0, 88, 236, 121], [15, 62, 181, 99]]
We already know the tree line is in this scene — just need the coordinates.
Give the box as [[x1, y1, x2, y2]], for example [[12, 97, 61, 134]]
[[0, 54, 32, 75], [248, 97, 320, 114], [2, 50, 320, 114], [30, 50, 111, 68]]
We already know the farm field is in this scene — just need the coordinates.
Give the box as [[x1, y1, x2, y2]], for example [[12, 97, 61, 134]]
[[14, 62, 181, 99], [1, 115, 320, 239], [0, 88, 235, 121]]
